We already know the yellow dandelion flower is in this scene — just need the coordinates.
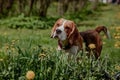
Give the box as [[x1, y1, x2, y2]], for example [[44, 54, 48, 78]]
[[12, 40, 16, 43], [47, 67, 51, 72], [103, 35, 107, 39], [11, 40, 16, 45], [103, 42, 106, 45], [110, 26, 115, 30], [113, 33, 116, 36], [5, 45, 9, 50], [11, 48, 15, 52], [116, 41, 120, 43], [115, 65, 120, 70], [117, 33, 120, 35], [116, 12, 120, 19], [26, 70, 35, 80], [118, 36, 120, 39], [114, 36, 117, 39], [0, 59, 3, 61], [33, 47, 37, 50], [10, 44, 14, 47], [85, 51, 89, 54], [115, 27, 120, 31], [16, 39, 19, 42], [0, 49, 2, 52], [114, 44, 118, 47], [114, 35, 120, 39], [113, 33, 120, 39], [114, 43, 120, 48], [12, 42, 15, 45], [88, 44, 96, 49], [4, 32, 7, 36], [114, 33, 120, 37], [39, 53, 46, 58], [42, 47, 47, 51], [111, 72, 115, 75]]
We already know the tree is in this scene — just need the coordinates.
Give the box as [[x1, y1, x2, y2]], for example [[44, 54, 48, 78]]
[[0, 0, 3, 14], [58, 0, 69, 16], [72, 0, 88, 12], [39, 0, 51, 17], [28, 0, 35, 16], [91, 0, 99, 10], [0, 0, 14, 16]]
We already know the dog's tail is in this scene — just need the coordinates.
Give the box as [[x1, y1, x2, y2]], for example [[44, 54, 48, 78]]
[[95, 26, 111, 39]]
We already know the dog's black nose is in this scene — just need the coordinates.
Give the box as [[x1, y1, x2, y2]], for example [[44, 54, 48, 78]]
[[56, 29, 62, 34]]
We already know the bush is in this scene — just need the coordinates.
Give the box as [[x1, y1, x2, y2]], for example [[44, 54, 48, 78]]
[[0, 14, 57, 29]]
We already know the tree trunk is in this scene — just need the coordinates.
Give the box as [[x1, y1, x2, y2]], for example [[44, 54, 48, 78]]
[[0, 0, 3, 14], [79, 0, 88, 11], [0, 0, 14, 16], [39, 0, 51, 17], [70, 0, 88, 13], [28, 0, 35, 16], [58, 0, 69, 16], [92, 0, 99, 10], [19, 0, 25, 13], [6, 0, 14, 10]]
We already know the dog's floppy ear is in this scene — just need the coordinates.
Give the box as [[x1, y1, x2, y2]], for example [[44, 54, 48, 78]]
[[68, 21, 77, 39], [68, 21, 78, 45]]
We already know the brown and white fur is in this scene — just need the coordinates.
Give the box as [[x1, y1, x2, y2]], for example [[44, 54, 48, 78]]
[[80, 26, 111, 59], [51, 18, 83, 56]]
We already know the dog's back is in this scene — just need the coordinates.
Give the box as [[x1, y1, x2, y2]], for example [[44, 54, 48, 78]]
[[79, 26, 110, 59], [80, 30, 99, 43]]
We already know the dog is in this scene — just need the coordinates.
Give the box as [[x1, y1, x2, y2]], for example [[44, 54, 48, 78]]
[[51, 18, 83, 56], [80, 26, 111, 59]]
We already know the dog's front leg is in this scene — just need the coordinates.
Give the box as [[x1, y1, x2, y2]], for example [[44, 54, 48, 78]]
[[57, 45, 62, 50], [57, 40, 62, 50]]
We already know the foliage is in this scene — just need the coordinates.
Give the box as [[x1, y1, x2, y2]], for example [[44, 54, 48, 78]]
[[0, 14, 57, 29], [0, 8, 99, 30], [0, 41, 117, 79]]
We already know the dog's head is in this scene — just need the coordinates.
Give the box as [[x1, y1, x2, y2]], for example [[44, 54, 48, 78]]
[[51, 18, 78, 41]]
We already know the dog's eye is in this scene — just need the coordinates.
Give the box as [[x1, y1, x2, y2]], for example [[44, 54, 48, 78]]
[[56, 23, 60, 27], [65, 26, 70, 30]]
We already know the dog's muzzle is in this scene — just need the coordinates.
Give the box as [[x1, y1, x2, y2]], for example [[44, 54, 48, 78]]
[[56, 29, 62, 34], [51, 29, 62, 38]]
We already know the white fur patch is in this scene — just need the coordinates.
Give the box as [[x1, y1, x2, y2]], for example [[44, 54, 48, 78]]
[[107, 30, 111, 39], [52, 31, 57, 38], [54, 20, 67, 40], [57, 45, 62, 50], [68, 46, 79, 55]]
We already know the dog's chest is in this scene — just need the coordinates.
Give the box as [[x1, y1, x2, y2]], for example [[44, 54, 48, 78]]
[[67, 46, 79, 55]]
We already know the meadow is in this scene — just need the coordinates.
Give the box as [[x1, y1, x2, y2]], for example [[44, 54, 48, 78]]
[[0, 4, 120, 80]]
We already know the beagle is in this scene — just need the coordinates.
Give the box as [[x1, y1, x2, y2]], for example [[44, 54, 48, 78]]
[[51, 18, 83, 55]]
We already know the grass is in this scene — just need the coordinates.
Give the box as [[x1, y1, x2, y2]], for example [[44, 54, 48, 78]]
[[0, 4, 120, 80]]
